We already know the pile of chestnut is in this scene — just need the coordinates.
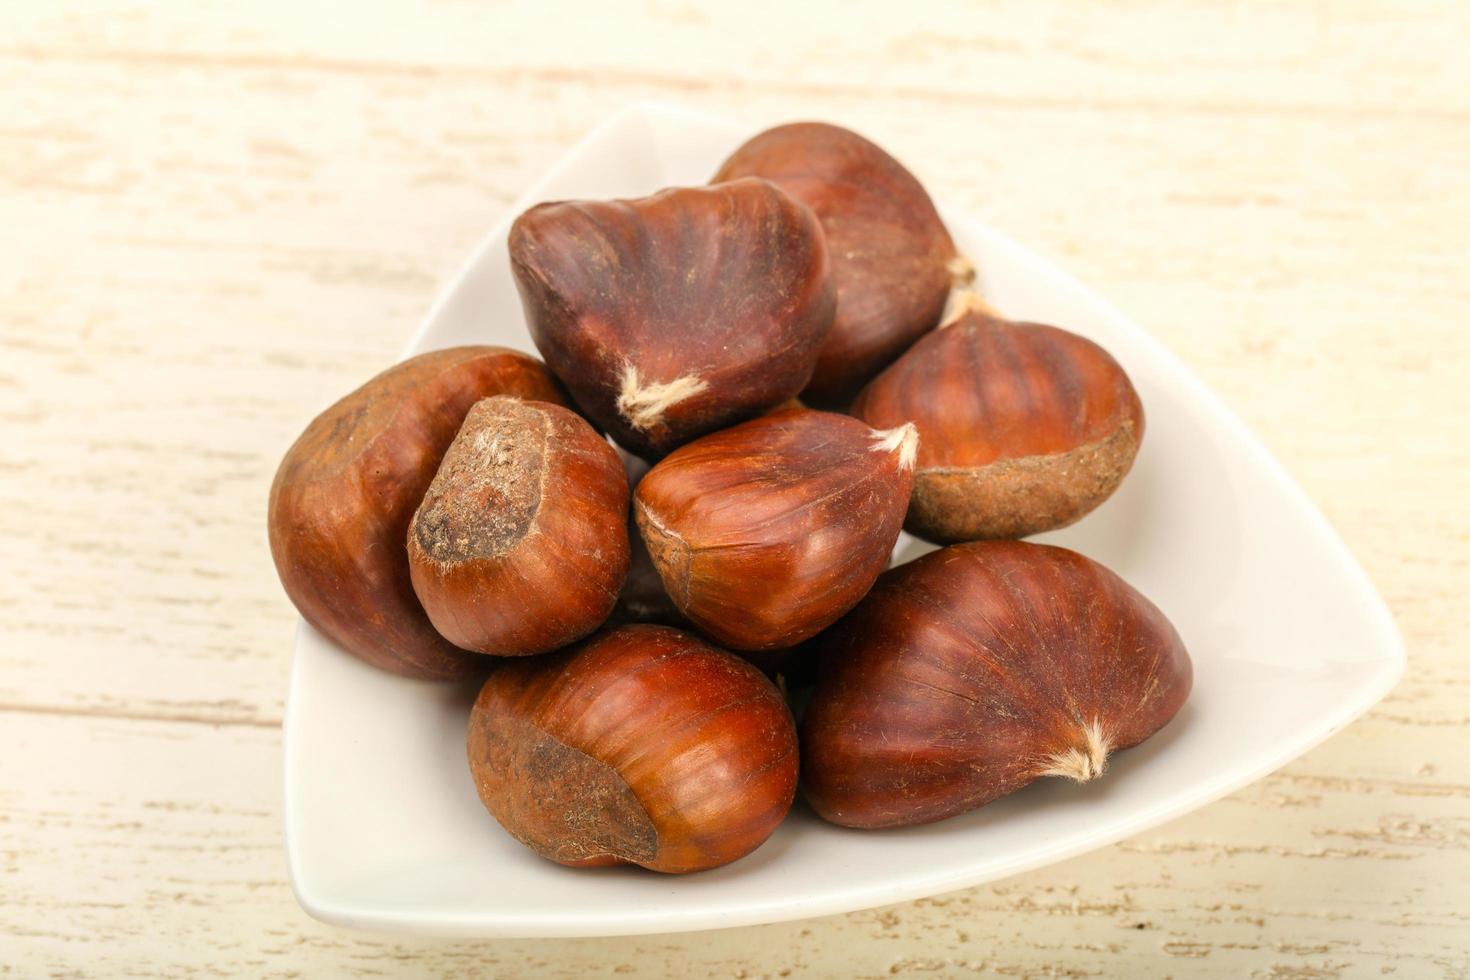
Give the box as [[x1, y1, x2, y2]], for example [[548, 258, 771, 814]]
[[269, 122, 1192, 875]]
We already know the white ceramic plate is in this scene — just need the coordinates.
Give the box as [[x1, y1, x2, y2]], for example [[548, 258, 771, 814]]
[[283, 103, 1405, 938]]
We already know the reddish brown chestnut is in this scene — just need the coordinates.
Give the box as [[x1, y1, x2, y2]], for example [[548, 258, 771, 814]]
[[851, 305, 1145, 542], [634, 407, 917, 650], [466, 625, 798, 873], [268, 346, 570, 680], [714, 122, 967, 406], [509, 178, 835, 457], [407, 396, 629, 656], [802, 540, 1192, 829]]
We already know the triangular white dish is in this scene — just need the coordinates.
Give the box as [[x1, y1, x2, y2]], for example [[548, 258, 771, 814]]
[[284, 103, 1404, 938]]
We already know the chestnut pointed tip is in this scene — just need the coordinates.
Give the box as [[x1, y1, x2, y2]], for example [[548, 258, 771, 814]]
[[869, 422, 919, 472], [616, 362, 710, 433], [938, 288, 999, 328], [947, 253, 976, 287], [1037, 719, 1112, 783]]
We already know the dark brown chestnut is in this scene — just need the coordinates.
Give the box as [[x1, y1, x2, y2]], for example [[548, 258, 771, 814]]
[[509, 178, 835, 458], [714, 122, 967, 406], [466, 625, 798, 873], [634, 407, 917, 650], [407, 396, 629, 656], [851, 306, 1145, 542], [268, 346, 570, 679], [801, 540, 1192, 829]]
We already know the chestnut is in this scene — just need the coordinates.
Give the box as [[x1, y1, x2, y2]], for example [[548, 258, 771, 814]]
[[851, 307, 1144, 542], [407, 396, 629, 656], [509, 178, 835, 458], [714, 122, 967, 406], [801, 540, 1192, 829], [634, 406, 917, 650], [466, 625, 798, 873], [268, 346, 570, 679]]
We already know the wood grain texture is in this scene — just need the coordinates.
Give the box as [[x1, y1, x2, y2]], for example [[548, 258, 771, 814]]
[[2, 0, 1467, 975]]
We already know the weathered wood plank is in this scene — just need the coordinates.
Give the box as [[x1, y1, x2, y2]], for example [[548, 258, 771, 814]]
[[2, 54, 1464, 725], [1, 0, 1467, 975], [3, 713, 1466, 977]]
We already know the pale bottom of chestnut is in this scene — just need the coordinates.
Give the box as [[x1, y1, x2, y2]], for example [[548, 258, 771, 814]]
[[1035, 718, 1111, 782], [907, 422, 1139, 542], [616, 363, 709, 432], [473, 712, 659, 869]]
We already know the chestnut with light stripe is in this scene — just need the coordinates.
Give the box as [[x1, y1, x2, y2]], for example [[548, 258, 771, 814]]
[[267, 346, 571, 680], [467, 625, 798, 873], [801, 540, 1192, 829], [852, 309, 1144, 542], [509, 178, 835, 458], [714, 122, 967, 407], [634, 407, 917, 651]]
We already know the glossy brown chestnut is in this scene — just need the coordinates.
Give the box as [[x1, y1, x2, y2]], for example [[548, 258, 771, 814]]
[[634, 407, 917, 650], [802, 540, 1192, 829], [466, 625, 798, 873], [509, 178, 835, 457], [714, 122, 966, 406], [407, 396, 629, 656], [851, 306, 1145, 542], [612, 401, 811, 627], [268, 346, 570, 680]]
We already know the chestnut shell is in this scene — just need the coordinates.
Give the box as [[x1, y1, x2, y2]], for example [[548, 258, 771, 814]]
[[509, 178, 835, 457], [267, 346, 569, 680], [466, 625, 798, 873], [407, 396, 630, 656], [802, 540, 1192, 829], [852, 311, 1145, 542], [714, 122, 959, 406], [634, 407, 917, 650]]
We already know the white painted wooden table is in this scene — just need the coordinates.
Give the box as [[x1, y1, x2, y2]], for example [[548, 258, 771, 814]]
[[4, 2, 1467, 975]]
